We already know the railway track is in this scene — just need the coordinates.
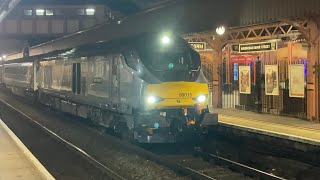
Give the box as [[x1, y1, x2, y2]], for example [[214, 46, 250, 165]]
[[0, 95, 231, 180], [146, 144, 287, 180], [0, 98, 127, 180], [194, 150, 287, 180], [0, 91, 301, 180]]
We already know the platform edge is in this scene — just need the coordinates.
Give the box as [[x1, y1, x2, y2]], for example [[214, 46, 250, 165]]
[[0, 119, 55, 180]]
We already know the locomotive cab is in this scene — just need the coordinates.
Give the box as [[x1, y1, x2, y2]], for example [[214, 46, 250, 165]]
[[128, 34, 217, 143]]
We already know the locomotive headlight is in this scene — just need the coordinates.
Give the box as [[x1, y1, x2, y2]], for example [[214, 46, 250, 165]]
[[196, 95, 206, 103], [147, 96, 157, 104], [146, 96, 163, 104]]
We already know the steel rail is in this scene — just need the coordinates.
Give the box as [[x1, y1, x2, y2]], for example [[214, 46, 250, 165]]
[[0, 98, 127, 180], [0, 94, 280, 180], [196, 149, 287, 180], [0, 96, 217, 180]]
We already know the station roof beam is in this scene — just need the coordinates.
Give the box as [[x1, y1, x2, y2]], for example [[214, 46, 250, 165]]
[[0, 0, 20, 22]]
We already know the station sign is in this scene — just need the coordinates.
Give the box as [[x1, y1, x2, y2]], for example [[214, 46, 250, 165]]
[[189, 42, 206, 51], [231, 44, 239, 52], [232, 42, 277, 53]]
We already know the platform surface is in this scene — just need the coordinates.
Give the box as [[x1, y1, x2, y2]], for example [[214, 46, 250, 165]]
[[214, 108, 320, 146], [0, 120, 54, 180]]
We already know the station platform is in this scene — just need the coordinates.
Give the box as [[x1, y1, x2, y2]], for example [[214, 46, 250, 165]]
[[0, 119, 54, 180], [213, 108, 320, 147]]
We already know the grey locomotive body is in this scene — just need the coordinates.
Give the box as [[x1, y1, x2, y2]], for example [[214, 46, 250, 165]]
[[1, 33, 217, 143]]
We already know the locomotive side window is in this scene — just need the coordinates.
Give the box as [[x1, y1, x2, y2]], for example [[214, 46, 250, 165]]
[[124, 50, 139, 71]]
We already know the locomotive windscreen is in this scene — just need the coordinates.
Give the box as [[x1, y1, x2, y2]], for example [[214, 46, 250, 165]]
[[136, 34, 201, 82]]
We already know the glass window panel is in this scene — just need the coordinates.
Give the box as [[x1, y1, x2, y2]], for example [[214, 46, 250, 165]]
[[36, 9, 45, 16], [24, 9, 33, 16]]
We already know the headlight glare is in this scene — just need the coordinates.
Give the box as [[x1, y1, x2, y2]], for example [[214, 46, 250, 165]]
[[146, 96, 163, 104], [147, 96, 156, 104], [196, 95, 206, 103]]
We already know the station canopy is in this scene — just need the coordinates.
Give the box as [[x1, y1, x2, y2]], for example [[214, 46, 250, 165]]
[[20, 0, 172, 15]]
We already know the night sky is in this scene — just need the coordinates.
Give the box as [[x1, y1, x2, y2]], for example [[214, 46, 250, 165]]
[[20, 0, 170, 15]]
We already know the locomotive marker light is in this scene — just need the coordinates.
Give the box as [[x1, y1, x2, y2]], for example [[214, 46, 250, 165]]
[[216, 26, 226, 35], [168, 63, 174, 69]]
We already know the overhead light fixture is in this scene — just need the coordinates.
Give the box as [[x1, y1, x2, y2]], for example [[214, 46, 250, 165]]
[[216, 26, 226, 35], [86, 8, 95, 15], [161, 36, 170, 45], [36, 9, 45, 16]]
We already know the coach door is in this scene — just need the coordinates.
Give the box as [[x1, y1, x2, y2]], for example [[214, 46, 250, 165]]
[[72, 63, 81, 94], [111, 55, 121, 108]]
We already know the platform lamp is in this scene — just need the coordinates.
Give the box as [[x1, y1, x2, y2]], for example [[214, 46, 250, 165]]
[[216, 26, 226, 35]]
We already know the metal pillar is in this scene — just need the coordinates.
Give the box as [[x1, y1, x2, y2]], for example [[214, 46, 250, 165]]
[[0, 0, 21, 22], [255, 57, 262, 112], [306, 18, 320, 121], [205, 37, 224, 108]]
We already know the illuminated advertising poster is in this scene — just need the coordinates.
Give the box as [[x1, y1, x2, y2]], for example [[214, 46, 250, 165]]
[[265, 65, 279, 96], [289, 64, 305, 98], [239, 66, 251, 94], [234, 63, 238, 81]]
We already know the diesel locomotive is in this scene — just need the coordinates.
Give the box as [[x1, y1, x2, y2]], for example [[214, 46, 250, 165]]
[[1, 33, 218, 143]]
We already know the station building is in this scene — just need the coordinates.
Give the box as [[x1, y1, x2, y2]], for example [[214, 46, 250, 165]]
[[0, 1, 122, 54], [184, 0, 320, 122]]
